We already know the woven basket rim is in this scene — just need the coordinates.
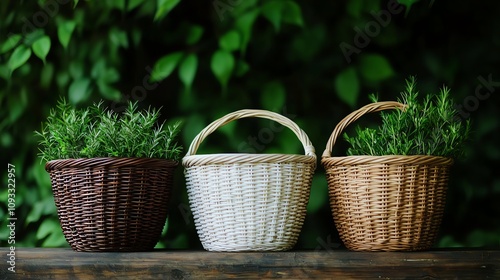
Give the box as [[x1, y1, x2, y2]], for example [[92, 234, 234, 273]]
[[321, 154, 453, 166], [183, 153, 316, 167], [45, 157, 178, 171]]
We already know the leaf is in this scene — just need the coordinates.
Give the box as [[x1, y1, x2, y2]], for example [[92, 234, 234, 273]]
[[68, 78, 91, 104], [219, 30, 241, 51], [211, 50, 235, 90], [57, 20, 77, 49], [68, 59, 84, 80], [41, 228, 67, 247], [36, 218, 62, 240], [7, 45, 32, 74], [31, 163, 52, 193], [0, 34, 22, 54], [261, 0, 283, 31], [261, 81, 286, 110], [262, 0, 303, 31], [32, 36, 51, 64], [109, 28, 128, 48], [232, 0, 258, 16], [235, 59, 250, 77], [155, 0, 180, 21], [107, 0, 126, 10], [56, 72, 70, 89], [281, 1, 304, 27], [178, 54, 198, 90], [26, 201, 45, 225], [150, 52, 183, 82], [334, 67, 359, 108], [186, 25, 204, 45], [127, 0, 144, 11], [235, 9, 259, 53], [74, 0, 79, 8], [89, 62, 120, 84], [103, 68, 120, 83], [90, 59, 106, 79], [97, 81, 122, 100], [359, 54, 394, 82], [40, 62, 54, 89], [8, 87, 28, 122], [69, 61, 84, 80]]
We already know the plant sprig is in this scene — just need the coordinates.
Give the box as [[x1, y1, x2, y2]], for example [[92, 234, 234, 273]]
[[344, 77, 471, 158], [35, 99, 183, 162]]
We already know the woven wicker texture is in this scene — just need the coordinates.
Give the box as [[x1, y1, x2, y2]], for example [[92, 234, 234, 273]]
[[183, 110, 316, 251], [321, 102, 453, 251], [46, 157, 178, 252]]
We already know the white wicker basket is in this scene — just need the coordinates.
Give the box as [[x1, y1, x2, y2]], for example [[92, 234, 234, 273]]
[[182, 109, 316, 252]]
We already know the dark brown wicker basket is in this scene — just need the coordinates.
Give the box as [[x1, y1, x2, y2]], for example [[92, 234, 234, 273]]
[[45, 157, 178, 252]]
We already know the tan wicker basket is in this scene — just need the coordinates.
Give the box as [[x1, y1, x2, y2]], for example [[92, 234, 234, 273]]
[[183, 109, 316, 252], [321, 101, 453, 251], [45, 157, 177, 252]]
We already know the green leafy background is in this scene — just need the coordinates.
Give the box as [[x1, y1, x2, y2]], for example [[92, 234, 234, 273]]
[[1, 0, 499, 249]]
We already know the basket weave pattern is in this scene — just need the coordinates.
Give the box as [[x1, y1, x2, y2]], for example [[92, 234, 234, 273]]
[[183, 110, 316, 251], [322, 102, 453, 251], [46, 157, 177, 252]]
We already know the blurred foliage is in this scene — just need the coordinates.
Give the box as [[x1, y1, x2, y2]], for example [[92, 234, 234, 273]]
[[1, 0, 499, 249]]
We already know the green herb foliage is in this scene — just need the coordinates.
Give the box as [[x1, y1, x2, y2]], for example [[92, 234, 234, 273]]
[[36, 99, 182, 162], [344, 77, 471, 158]]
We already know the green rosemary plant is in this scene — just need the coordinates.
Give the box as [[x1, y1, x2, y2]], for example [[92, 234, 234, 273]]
[[344, 77, 471, 158], [36, 99, 182, 162]]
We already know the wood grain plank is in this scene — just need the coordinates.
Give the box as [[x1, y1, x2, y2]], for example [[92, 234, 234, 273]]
[[1, 248, 498, 279]]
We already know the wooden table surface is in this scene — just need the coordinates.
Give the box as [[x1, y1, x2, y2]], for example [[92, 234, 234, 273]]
[[2, 248, 499, 279]]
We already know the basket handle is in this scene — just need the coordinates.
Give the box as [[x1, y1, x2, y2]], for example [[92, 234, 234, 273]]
[[185, 109, 315, 157], [322, 101, 407, 158]]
